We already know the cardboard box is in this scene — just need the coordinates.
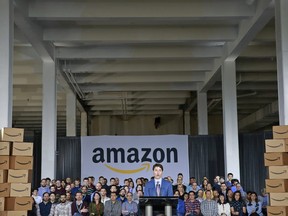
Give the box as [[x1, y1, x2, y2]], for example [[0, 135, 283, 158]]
[[7, 170, 32, 183], [273, 126, 288, 139], [266, 179, 288, 192], [267, 206, 288, 216], [0, 128, 24, 142], [0, 142, 10, 155], [0, 170, 8, 183], [0, 211, 27, 216], [0, 197, 4, 211], [264, 153, 288, 166], [11, 143, 33, 156], [5, 197, 33, 211], [270, 193, 288, 206], [265, 139, 288, 152], [0, 183, 10, 197], [269, 166, 288, 179], [10, 183, 31, 197], [0, 156, 10, 169], [9, 156, 33, 170]]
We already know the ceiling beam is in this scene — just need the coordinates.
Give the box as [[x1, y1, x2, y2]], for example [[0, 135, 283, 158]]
[[199, 0, 275, 92], [87, 98, 186, 106], [44, 26, 237, 43], [68, 60, 214, 73], [236, 60, 276, 71], [14, 6, 53, 61], [90, 104, 180, 111], [56, 46, 223, 59], [74, 72, 205, 84], [91, 110, 183, 116], [83, 91, 191, 100], [239, 100, 278, 129], [240, 44, 276, 57], [29, 1, 254, 20], [80, 82, 199, 92]]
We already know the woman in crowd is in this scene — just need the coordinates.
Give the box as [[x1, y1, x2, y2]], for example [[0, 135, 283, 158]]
[[201, 178, 209, 191], [230, 191, 247, 216], [89, 192, 104, 216], [133, 184, 143, 203], [183, 192, 189, 202], [247, 192, 263, 216], [218, 193, 231, 216], [174, 190, 185, 216], [177, 184, 186, 199], [203, 183, 213, 199]]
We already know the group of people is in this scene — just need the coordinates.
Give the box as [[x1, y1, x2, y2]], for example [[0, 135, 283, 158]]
[[31, 163, 268, 216]]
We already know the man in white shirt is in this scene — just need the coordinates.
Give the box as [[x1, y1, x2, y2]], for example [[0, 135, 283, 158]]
[[100, 188, 110, 206]]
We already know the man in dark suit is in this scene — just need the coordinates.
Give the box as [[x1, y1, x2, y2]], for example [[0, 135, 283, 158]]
[[144, 163, 173, 196]]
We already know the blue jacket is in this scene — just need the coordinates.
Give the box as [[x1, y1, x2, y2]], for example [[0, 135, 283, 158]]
[[144, 179, 173, 196]]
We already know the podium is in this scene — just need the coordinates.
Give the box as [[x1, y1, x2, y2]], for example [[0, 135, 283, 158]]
[[139, 196, 178, 216]]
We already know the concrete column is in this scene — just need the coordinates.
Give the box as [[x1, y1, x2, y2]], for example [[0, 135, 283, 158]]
[[42, 60, 57, 179], [0, 0, 13, 129], [81, 112, 88, 136], [66, 91, 76, 136], [197, 92, 208, 135], [222, 60, 240, 179], [184, 111, 191, 135], [275, 0, 288, 125]]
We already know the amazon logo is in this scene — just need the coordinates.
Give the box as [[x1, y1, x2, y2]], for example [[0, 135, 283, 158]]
[[0, 146, 7, 151], [265, 157, 280, 161], [0, 160, 7, 165], [271, 197, 288, 202], [11, 187, 29, 192], [266, 183, 282, 188], [16, 201, 31, 206], [268, 211, 283, 215], [92, 147, 178, 174], [274, 130, 288, 135], [267, 143, 284, 148], [16, 161, 31, 165], [9, 174, 26, 178], [271, 170, 287, 175], [93, 147, 178, 163], [0, 188, 8, 193], [4, 132, 22, 137], [14, 147, 31, 151]]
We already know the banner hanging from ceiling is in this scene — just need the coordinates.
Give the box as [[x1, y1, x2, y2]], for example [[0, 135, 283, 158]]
[[81, 135, 189, 183]]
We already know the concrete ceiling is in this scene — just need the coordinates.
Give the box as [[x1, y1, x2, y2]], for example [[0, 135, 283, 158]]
[[12, 0, 279, 136]]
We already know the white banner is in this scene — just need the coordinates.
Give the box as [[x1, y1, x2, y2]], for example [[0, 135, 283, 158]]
[[81, 135, 189, 183]]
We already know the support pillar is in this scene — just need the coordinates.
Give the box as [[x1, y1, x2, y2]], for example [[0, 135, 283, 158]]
[[275, 0, 288, 125], [42, 60, 57, 179], [0, 0, 13, 128], [222, 60, 240, 179], [184, 111, 191, 135], [81, 112, 88, 136], [197, 92, 208, 135], [66, 91, 76, 136]]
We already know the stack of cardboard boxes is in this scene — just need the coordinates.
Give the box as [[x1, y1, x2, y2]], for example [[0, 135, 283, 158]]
[[265, 126, 288, 216], [0, 128, 33, 216]]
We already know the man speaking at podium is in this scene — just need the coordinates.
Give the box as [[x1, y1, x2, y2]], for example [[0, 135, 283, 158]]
[[144, 163, 173, 196]]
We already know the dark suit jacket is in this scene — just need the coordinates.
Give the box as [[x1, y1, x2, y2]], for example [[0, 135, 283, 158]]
[[144, 179, 173, 196]]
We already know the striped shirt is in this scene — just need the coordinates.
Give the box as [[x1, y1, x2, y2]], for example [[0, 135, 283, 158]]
[[200, 199, 218, 216], [54, 201, 72, 216]]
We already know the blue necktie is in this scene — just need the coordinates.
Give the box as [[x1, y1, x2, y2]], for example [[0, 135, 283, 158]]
[[156, 182, 160, 196]]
